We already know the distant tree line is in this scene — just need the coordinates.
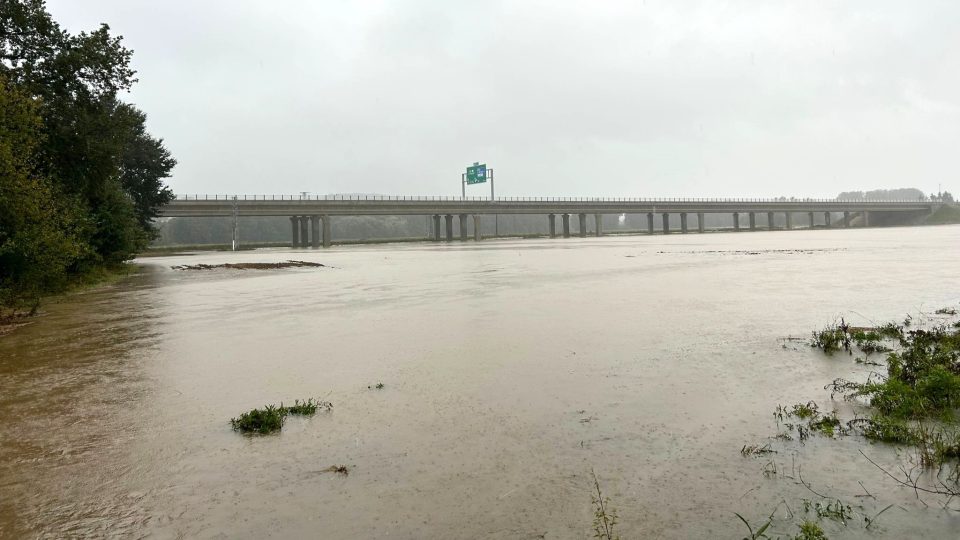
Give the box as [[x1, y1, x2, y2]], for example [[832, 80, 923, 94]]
[[1, 0, 174, 308], [836, 187, 953, 202]]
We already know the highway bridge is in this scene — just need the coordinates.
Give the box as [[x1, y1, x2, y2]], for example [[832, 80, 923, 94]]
[[160, 195, 936, 249]]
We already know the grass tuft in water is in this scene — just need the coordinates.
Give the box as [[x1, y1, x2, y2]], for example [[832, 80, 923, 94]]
[[230, 398, 332, 434], [794, 520, 828, 540], [590, 469, 620, 540], [230, 405, 286, 434]]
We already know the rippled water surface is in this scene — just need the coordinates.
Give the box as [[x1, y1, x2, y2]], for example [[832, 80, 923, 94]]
[[2, 226, 960, 538]]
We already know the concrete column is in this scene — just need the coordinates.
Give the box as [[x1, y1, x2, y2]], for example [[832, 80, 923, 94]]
[[311, 215, 320, 248], [562, 214, 571, 238], [594, 214, 602, 237], [808, 212, 815, 229], [548, 214, 557, 238], [647, 213, 654, 234], [473, 215, 482, 241], [767, 212, 775, 230], [578, 213, 587, 237], [733, 212, 740, 231], [321, 215, 332, 247], [459, 214, 467, 241], [299, 216, 309, 247], [432, 215, 441, 241], [290, 216, 300, 247], [785, 212, 793, 230], [680, 213, 688, 233], [824, 212, 832, 228], [662, 213, 670, 234], [862, 211, 870, 227], [748, 212, 756, 231], [697, 213, 705, 233], [444, 214, 454, 241], [843, 211, 851, 228]]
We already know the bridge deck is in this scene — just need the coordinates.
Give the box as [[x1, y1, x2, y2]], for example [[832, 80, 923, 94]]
[[160, 195, 933, 218]]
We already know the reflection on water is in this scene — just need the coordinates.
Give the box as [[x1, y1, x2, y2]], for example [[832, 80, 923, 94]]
[[2, 226, 960, 538]]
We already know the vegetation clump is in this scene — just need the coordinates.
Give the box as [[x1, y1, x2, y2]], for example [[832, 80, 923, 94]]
[[230, 398, 332, 434], [230, 405, 286, 434], [795, 520, 828, 540], [774, 402, 847, 439]]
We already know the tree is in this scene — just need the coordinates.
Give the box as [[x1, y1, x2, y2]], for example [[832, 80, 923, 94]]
[[1, 0, 175, 305], [0, 75, 89, 306]]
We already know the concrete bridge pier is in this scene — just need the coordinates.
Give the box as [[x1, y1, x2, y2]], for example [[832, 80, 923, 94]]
[[767, 212, 775, 230], [697, 212, 705, 233], [432, 214, 441, 241], [562, 214, 571, 237], [548, 214, 557, 238], [444, 214, 454, 241], [843, 211, 851, 228], [473, 215, 482, 241], [680, 213, 688, 233], [311, 215, 320, 248], [748, 212, 756, 231], [290, 216, 300, 247], [594, 214, 602, 237], [299, 216, 309, 248], [662, 213, 670, 233], [578, 213, 587, 237], [647, 213, 654, 234], [459, 214, 467, 240], [862, 211, 870, 227], [785, 212, 793, 230], [808, 212, 815, 228], [733, 212, 740, 231], [824, 212, 832, 228], [321, 215, 332, 247]]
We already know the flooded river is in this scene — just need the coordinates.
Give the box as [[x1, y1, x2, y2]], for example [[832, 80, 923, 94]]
[[2, 226, 960, 538]]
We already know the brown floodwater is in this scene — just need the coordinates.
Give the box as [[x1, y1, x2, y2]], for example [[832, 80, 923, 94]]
[[2, 226, 960, 538]]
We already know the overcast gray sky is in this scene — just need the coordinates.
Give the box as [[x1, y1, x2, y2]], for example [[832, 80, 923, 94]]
[[47, 1, 959, 198]]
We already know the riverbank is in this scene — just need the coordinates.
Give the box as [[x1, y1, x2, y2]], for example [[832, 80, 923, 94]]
[[0, 263, 139, 336]]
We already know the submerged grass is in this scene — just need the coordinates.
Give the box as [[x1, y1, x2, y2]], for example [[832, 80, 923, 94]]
[[230, 398, 332, 434]]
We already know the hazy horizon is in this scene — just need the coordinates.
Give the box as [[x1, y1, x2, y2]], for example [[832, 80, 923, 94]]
[[47, 1, 959, 198]]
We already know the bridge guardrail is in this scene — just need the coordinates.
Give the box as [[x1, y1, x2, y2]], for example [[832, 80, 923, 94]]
[[171, 194, 929, 204]]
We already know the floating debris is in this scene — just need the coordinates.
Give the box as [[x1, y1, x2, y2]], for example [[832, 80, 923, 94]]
[[172, 260, 326, 270]]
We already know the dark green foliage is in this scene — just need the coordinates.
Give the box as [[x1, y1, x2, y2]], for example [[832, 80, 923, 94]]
[[0, 0, 175, 308], [0, 75, 90, 307]]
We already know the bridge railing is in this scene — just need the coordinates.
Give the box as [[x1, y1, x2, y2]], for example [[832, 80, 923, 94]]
[[171, 194, 929, 204]]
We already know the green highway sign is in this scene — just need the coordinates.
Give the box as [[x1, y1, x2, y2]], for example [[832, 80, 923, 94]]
[[466, 163, 487, 185]]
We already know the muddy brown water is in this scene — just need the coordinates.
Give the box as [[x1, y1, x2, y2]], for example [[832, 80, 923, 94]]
[[2, 226, 960, 538]]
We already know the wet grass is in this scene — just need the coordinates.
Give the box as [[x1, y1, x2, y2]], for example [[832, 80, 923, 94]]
[[741, 310, 960, 532], [230, 398, 332, 434]]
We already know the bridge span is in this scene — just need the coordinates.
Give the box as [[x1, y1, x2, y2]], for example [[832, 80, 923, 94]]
[[160, 195, 935, 249]]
